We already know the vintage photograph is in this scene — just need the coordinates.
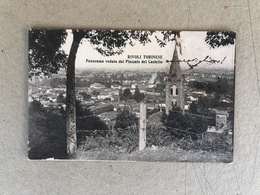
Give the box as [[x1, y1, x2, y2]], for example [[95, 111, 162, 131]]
[[28, 29, 235, 162]]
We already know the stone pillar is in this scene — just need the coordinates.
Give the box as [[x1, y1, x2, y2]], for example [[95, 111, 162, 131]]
[[139, 102, 147, 151]]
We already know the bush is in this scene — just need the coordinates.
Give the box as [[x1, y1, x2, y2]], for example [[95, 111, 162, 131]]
[[82, 125, 139, 153], [168, 133, 233, 153], [114, 108, 138, 130], [161, 107, 208, 140], [146, 122, 172, 147]]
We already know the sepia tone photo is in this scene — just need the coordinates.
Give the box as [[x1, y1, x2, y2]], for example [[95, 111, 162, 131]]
[[28, 29, 235, 162]]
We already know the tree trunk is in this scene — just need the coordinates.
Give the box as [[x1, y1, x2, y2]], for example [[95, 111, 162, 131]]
[[66, 31, 82, 155]]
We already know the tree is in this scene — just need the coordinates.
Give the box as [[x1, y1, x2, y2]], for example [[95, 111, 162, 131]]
[[205, 31, 236, 48], [189, 101, 198, 114], [134, 85, 145, 103], [123, 88, 131, 96], [198, 96, 208, 110], [121, 88, 132, 100], [215, 77, 229, 95], [161, 107, 189, 138], [114, 108, 138, 130]]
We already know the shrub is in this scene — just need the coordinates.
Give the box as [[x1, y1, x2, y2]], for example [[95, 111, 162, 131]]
[[170, 133, 233, 153], [146, 122, 172, 147], [114, 108, 138, 130], [82, 125, 139, 153], [161, 107, 208, 140]]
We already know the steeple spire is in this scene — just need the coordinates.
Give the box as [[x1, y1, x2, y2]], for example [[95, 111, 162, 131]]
[[169, 44, 182, 80]]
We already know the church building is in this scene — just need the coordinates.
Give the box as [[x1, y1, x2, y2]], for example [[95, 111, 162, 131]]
[[165, 45, 185, 115]]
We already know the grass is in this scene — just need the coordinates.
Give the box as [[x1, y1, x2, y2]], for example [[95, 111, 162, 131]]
[[73, 112, 233, 163], [73, 146, 232, 163]]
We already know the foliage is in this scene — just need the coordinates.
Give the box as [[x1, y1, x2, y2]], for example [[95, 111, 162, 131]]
[[75, 100, 92, 117], [77, 116, 109, 132], [114, 108, 138, 130], [171, 133, 233, 154], [205, 31, 236, 48], [215, 77, 229, 94], [82, 126, 139, 153], [123, 88, 131, 97], [81, 123, 170, 154], [147, 107, 160, 117], [159, 106, 232, 153], [28, 100, 110, 158], [50, 78, 66, 88], [146, 122, 172, 147], [154, 83, 166, 93], [75, 78, 90, 87], [87, 30, 154, 56], [134, 86, 145, 103], [79, 107, 231, 155], [29, 30, 234, 78], [81, 122, 232, 154], [29, 30, 181, 79], [28, 100, 67, 159], [198, 96, 233, 109], [161, 107, 208, 140], [155, 31, 180, 47], [188, 78, 230, 95], [76, 100, 109, 131], [120, 88, 133, 100], [189, 101, 198, 114], [75, 100, 109, 144], [29, 30, 68, 78]]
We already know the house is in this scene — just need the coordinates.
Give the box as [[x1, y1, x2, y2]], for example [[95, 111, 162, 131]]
[[90, 83, 106, 89]]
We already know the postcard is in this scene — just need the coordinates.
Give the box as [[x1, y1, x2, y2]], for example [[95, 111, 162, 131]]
[[28, 29, 235, 162]]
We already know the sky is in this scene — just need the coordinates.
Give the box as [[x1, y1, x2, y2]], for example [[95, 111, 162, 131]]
[[62, 30, 235, 71]]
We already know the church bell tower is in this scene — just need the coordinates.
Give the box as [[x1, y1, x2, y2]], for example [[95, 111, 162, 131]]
[[165, 44, 185, 115]]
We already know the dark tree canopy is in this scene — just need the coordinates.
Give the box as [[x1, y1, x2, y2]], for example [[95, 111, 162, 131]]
[[205, 31, 236, 48], [89, 30, 154, 55], [29, 30, 68, 77]]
